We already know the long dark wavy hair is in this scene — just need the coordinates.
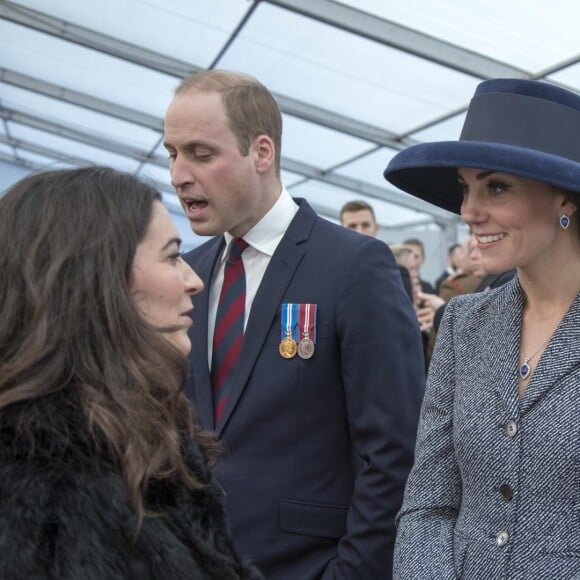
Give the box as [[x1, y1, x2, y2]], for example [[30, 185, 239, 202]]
[[0, 166, 218, 530]]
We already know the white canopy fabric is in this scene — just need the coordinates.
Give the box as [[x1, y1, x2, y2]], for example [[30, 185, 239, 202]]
[[1, 0, 578, 274]]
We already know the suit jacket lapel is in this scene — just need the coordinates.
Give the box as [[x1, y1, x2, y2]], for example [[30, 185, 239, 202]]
[[188, 237, 225, 431], [216, 200, 315, 436]]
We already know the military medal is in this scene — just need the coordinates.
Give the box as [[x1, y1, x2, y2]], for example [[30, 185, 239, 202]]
[[279, 331, 297, 359], [297, 303, 316, 359], [297, 335, 315, 359], [279, 303, 298, 359]]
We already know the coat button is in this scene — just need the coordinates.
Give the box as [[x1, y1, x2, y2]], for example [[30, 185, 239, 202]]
[[496, 531, 509, 547], [505, 420, 518, 437], [500, 484, 513, 501]]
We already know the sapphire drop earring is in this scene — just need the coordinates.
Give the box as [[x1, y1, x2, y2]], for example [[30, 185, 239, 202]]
[[559, 214, 570, 230]]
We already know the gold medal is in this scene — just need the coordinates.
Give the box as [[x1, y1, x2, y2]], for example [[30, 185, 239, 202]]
[[279, 336, 297, 359], [297, 336, 315, 359], [280, 304, 297, 359]]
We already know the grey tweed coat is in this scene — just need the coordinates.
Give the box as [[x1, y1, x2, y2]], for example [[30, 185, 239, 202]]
[[394, 277, 580, 579]]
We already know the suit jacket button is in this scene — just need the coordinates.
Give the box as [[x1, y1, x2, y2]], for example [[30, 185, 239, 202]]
[[496, 531, 509, 547], [500, 483, 513, 501], [504, 420, 518, 437]]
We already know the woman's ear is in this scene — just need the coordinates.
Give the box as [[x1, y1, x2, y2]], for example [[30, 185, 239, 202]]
[[560, 194, 578, 217]]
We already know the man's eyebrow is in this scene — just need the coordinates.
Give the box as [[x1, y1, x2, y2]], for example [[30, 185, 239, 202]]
[[163, 139, 210, 150]]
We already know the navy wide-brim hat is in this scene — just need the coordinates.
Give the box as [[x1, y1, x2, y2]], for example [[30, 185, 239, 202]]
[[384, 78, 580, 214]]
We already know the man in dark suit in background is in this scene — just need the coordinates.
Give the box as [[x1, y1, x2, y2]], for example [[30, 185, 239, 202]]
[[339, 199, 380, 237], [339, 199, 414, 302], [163, 69, 425, 580]]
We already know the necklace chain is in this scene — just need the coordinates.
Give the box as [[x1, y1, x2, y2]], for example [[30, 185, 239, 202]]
[[518, 290, 579, 381], [519, 334, 552, 381]]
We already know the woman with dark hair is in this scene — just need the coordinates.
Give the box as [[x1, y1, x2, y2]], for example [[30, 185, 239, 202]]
[[0, 167, 262, 579], [384, 79, 580, 578]]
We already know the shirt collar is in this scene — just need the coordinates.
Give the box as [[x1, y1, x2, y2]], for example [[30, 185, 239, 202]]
[[221, 187, 298, 261]]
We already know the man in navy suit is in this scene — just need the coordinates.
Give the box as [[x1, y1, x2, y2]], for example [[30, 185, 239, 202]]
[[163, 69, 425, 580]]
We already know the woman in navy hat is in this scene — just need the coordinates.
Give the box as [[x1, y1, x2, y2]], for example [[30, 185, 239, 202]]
[[384, 79, 580, 579]]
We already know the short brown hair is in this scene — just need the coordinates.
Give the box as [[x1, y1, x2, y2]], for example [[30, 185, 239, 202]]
[[340, 200, 376, 222], [403, 237, 425, 258], [176, 69, 282, 174]]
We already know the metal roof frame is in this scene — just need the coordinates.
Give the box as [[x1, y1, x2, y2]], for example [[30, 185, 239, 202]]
[[2, 0, 578, 241]]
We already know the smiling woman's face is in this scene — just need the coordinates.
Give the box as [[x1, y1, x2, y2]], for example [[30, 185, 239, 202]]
[[131, 201, 203, 355], [459, 168, 574, 274]]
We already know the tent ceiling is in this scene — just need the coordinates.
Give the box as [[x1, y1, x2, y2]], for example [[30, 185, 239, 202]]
[[1, 0, 578, 236]]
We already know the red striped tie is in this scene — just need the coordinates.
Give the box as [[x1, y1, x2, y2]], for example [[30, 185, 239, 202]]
[[211, 238, 248, 425]]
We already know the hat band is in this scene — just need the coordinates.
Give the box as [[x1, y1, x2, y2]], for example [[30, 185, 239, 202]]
[[460, 92, 580, 162]]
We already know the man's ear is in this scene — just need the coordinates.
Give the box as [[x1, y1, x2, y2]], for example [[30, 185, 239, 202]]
[[252, 135, 275, 173]]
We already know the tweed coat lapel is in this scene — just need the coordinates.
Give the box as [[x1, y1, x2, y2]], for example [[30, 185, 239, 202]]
[[215, 201, 314, 436], [520, 292, 580, 415], [476, 280, 580, 418], [476, 278, 524, 419]]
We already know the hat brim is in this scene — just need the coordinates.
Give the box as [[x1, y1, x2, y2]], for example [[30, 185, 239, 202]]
[[384, 141, 580, 215]]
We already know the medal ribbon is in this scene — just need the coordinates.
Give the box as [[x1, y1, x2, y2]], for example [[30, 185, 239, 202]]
[[299, 303, 317, 342], [281, 303, 299, 340]]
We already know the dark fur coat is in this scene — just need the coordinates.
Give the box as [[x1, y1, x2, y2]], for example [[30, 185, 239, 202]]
[[0, 392, 263, 580]]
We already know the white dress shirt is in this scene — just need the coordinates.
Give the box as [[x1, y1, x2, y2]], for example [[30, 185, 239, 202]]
[[207, 188, 299, 365]]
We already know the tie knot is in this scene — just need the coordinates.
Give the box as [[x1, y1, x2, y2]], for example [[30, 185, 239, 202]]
[[228, 238, 248, 261]]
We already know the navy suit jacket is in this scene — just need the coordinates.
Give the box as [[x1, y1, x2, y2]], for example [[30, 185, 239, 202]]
[[183, 199, 425, 580]]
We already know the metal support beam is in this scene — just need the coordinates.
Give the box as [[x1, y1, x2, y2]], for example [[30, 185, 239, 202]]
[[264, 0, 528, 79], [0, 140, 185, 219], [0, 149, 34, 169], [0, 68, 162, 130], [282, 158, 459, 225], [0, 106, 167, 167], [1, 66, 414, 150], [0, 3, 415, 149], [0, 0, 200, 78], [0, 132, 96, 167], [385, 217, 443, 231], [278, 95, 414, 149]]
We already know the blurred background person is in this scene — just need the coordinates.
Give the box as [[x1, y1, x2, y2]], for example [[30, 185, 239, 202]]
[[402, 237, 438, 371], [438, 234, 485, 302], [0, 167, 262, 580], [388, 243, 415, 302], [402, 238, 436, 295], [339, 199, 379, 237], [419, 233, 515, 338], [476, 267, 517, 294], [434, 243, 464, 294]]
